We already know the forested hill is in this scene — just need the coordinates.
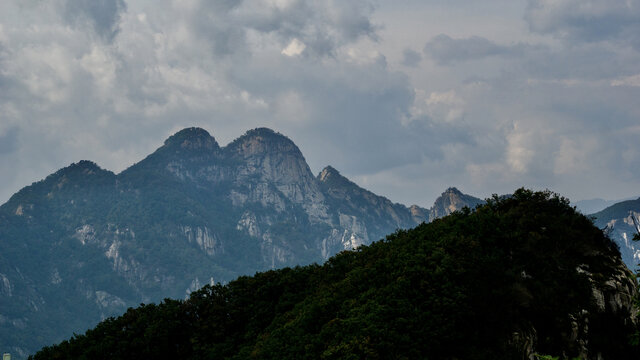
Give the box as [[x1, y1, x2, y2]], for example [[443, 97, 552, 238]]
[[30, 190, 639, 360]]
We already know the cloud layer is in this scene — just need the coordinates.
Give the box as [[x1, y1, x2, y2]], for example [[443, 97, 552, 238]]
[[525, 0, 640, 48], [0, 0, 639, 207]]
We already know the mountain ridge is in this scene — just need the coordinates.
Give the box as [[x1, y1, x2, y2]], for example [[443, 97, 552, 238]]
[[29, 190, 640, 360], [0, 126, 483, 358]]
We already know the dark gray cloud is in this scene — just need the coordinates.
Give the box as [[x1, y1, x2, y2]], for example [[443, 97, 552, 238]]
[[401, 48, 421, 67], [61, 0, 127, 41], [424, 34, 524, 65], [0, 127, 18, 154], [518, 43, 638, 81], [224, 49, 472, 174], [187, 0, 377, 58], [525, 0, 640, 48]]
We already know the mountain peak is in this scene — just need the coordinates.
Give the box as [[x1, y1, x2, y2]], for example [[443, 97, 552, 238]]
[[443, 187, 462, 195], [226, 127, 300, 157], [244, 127, 277, 137], [236, 127, 293, 144], [163, 127, 219, 151], [72, 160, 100, 170], [56, 160, 110, 177], [317, 166, 357, 190], [318, 166, 341, 182], [429, 187, 484, 221]]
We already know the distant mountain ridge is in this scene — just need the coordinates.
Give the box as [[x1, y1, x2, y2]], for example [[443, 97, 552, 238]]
[[590, 198, 640, 270], [0, 127, 482, 358], [574, 197, 637, 215], [428, 187, 485, 221]]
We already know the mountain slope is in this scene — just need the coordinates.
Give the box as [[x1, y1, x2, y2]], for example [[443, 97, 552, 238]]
[[590, 198, 640, 270], [0, 127, 483, 357], [317, 165, 427, 256], [30, 190, 639, 360]]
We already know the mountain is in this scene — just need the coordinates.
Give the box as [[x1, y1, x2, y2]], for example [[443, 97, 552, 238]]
[[29, 190, 639, 359], [428, 186, 484, 221], [589, 198, 640, 271], [0, 127, 481, 358], [574, 197, 637, 215], [316, 165, 427, 255]]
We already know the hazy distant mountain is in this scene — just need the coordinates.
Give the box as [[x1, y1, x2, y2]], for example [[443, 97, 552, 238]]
[[589, 198, 640, 271], [574, 197, 637, 215], [0, 127, 481, 358], [428, 187, 484, 221]]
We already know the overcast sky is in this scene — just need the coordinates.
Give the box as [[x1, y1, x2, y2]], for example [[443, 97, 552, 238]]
[[1, 0, 639, 207]]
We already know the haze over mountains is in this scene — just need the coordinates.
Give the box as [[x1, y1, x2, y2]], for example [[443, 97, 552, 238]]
[[574, 198, 638, 216], [0, 127, 484, 357]]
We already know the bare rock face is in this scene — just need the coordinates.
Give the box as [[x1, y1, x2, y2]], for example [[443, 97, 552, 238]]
[[317, 165, 427, 242], [182, 226, 224, 256], [236, 211, 261, 238], [318, 212, 371, 259], [226, 128, 330, 223], [409, 205, 427, 225], [428, 187, 484, 221]]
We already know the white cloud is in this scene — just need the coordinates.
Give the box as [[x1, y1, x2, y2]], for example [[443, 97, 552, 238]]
[[506, 124, 536, 174], [553, 137, 598, 175], [80, 46, 117, 95], [611, 74, 640, 87], [424, 90, 465, 123], [281, 38, 306, 56]]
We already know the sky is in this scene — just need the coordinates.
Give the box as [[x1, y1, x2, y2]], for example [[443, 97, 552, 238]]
[[0, 0, 639, 208]]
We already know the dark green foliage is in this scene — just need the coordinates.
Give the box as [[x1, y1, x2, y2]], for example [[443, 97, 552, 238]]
[[29, 189, 639, 359]]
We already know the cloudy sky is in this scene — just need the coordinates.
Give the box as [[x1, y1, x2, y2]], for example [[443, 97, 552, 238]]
[[1, 0, 639, 207]]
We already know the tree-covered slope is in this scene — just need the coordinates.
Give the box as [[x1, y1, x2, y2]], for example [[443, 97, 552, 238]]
[[30, 190, 639, 360]]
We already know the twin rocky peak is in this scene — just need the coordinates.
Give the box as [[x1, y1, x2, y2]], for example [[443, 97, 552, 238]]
[[142, 126, 482, 231], [15, 126, 483, 271], [7, 126, 485, 285]]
